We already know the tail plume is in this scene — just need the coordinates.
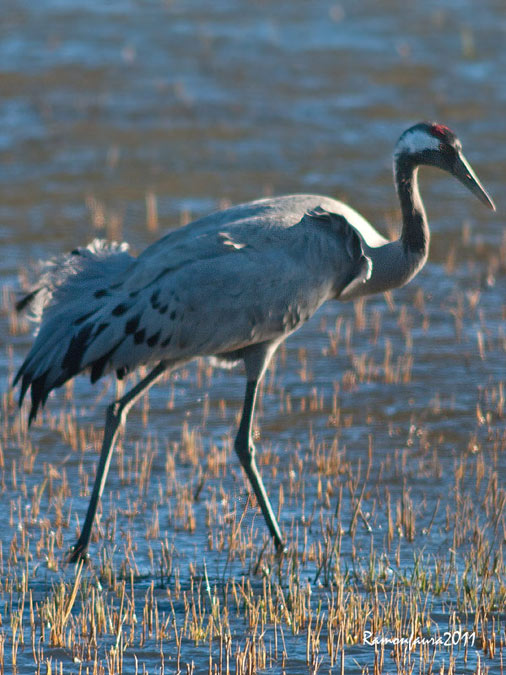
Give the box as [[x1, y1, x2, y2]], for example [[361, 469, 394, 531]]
[[14, 239, 134, 423]]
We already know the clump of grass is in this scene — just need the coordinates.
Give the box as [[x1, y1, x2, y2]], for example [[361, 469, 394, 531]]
[[0, 233, 504, 673]]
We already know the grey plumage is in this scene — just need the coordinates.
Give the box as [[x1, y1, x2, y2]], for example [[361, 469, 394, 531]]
[[15, 199, 371, 422], [15, 240, 133, 422]]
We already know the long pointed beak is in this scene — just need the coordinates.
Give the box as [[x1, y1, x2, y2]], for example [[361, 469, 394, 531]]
[[454, 152, 496, 211]]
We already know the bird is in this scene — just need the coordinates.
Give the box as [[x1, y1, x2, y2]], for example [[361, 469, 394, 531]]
[[14, 122, 495, 562]]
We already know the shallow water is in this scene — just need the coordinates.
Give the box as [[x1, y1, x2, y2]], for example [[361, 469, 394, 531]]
[[0, 0, 505, 673]]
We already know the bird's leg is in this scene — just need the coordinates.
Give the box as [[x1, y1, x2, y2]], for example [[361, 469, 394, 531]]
[[234, 379, 285, 553], [68, 361, 169, 563]]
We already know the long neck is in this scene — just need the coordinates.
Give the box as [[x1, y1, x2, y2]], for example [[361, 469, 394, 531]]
[[395, 153, 430, 265], [342, 154, 430, 300]]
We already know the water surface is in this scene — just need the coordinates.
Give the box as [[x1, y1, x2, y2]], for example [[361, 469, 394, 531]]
[[0, 1, 504, 673]]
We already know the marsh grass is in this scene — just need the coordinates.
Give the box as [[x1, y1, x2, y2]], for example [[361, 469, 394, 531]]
[[0, 220, 504, 674]]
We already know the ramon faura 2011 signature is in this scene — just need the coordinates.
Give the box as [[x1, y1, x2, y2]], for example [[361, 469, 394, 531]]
[[363, 631, 476, 649]]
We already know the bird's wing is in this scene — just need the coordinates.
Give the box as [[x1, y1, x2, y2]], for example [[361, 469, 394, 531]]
[[57, 235, 322, 378], [77, 207, 371, 373], [120, 194, 383, 291], [15, 203, 371, 421]]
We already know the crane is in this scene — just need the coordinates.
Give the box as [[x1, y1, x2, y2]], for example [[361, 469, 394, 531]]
[[14, 122, 495, 562]]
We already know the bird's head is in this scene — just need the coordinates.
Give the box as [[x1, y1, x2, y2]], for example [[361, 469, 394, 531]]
[[395, 122, 495, 211]]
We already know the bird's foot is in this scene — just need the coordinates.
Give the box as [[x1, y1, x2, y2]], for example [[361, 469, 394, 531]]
[[66, 541, 90, 564], [274, 540, 288, 559]]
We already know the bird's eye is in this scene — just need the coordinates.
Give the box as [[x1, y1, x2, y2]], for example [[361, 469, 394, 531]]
[[438, 142, 456, 161]]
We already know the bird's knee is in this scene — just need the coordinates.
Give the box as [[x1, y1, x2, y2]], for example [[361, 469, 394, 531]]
[[106, 401, 125, 426], [234, 434, 255, 465]]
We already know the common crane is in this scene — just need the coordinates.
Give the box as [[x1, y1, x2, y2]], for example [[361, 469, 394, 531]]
[[14, 122, 495, 561]]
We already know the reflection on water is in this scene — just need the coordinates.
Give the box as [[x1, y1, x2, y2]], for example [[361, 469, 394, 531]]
[[0, 0, 504, 672]]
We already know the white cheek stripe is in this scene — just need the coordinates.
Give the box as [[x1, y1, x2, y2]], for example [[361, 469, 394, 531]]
[[396, 129, 440, 155]]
